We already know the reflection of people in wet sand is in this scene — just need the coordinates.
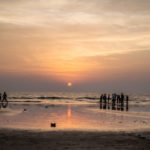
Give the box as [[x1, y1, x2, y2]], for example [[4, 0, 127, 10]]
[[100, 100, 102, 109], [1, 101, 8, 108], [0, 101, 8, 109], [103, 101, 106, 109]]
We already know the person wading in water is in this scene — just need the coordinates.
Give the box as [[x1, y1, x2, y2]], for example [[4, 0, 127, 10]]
[[2, 92, 7, 101]]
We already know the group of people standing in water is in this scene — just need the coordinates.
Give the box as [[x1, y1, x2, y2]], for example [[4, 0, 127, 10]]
[[100, 93, 129, 111], [0, 92, 8, 102]]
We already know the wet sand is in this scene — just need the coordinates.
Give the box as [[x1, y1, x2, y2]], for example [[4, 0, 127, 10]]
[[0, 129, 150, 150]]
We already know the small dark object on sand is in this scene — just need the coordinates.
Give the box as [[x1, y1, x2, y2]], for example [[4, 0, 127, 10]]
[[137, 135, 146, 139], [23, 109, 27, 112], [51, 123, 56, 127]]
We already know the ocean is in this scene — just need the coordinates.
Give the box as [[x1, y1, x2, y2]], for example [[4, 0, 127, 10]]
[[0, 92, 150, 131]]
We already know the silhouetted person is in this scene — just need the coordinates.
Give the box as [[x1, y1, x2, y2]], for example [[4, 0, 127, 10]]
[[126, 95, 129, 111], [0, 93, 1, 102], [117, 95, 120, 103], [103, 94, 107, 103], [117, 102, 120, 110], [100, 94, 103, 109], [121, 93, 124, 103], [2, 92, 7, 101], [108, 94, 110, 104], [100, 94, 103, 103], [112, 93, 117, 110], [126, 95, 129, 102], [112, 94, 116, 105]]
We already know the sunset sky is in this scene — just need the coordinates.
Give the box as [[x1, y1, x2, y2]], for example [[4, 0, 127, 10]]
[[0, 0, 150, 93]]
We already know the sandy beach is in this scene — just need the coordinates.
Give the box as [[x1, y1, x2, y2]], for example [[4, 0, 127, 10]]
[[0, 92, 150, 150], [0, 129, 150, 150]]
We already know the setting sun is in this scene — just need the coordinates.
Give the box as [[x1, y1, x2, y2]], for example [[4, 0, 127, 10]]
[[67, 82, 72, 87]]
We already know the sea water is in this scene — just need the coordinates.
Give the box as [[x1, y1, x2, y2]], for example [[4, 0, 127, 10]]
[[0, 92, 150, 131]]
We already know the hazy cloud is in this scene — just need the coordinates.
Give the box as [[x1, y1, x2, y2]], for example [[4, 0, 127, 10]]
[[0, 0, 150, 92]]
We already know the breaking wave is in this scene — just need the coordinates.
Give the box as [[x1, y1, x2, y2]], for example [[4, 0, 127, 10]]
[[8, 96, 99, 101]]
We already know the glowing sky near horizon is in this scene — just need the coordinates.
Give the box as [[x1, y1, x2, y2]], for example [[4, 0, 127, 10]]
[[0, 0, 150, 92]]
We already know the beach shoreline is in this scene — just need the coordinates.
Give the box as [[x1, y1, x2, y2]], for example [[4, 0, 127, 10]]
[[0, 128, 150, 150]]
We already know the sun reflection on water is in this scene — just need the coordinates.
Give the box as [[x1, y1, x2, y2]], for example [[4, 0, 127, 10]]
[[0, 103, 150, 131], [67, 105, 71, 118]]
